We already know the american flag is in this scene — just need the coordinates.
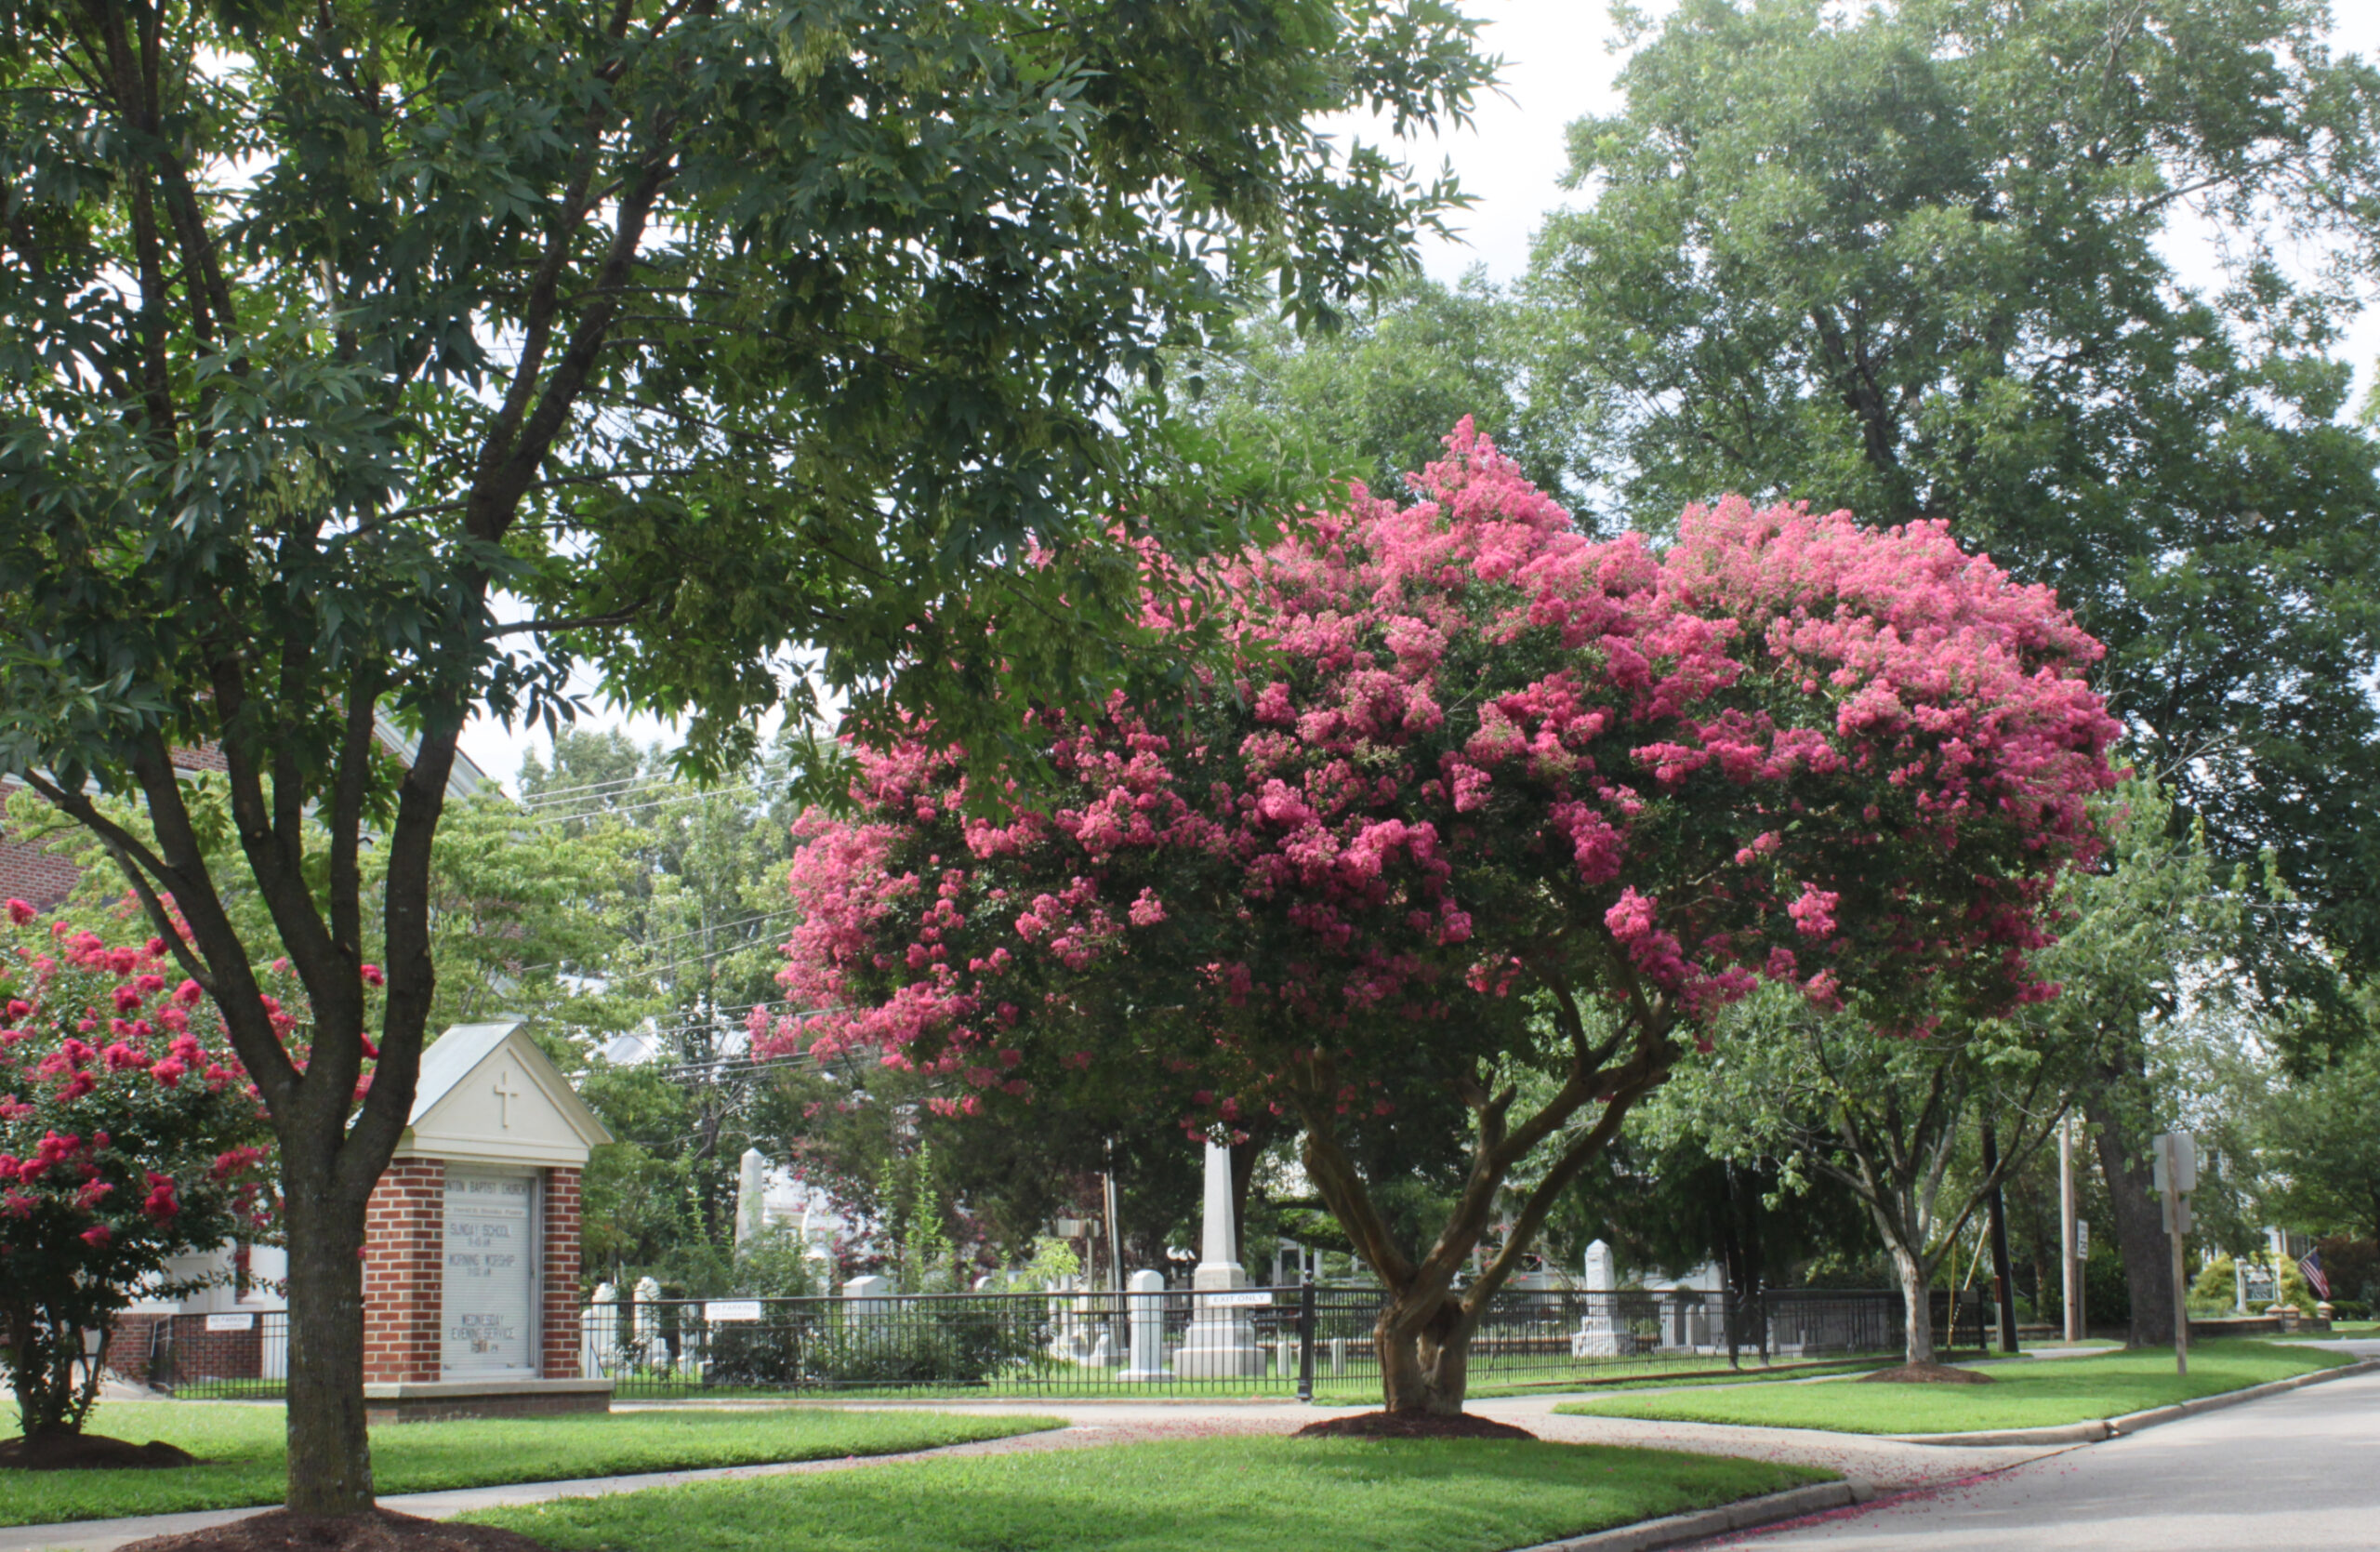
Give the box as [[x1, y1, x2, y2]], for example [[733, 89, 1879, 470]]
[[2298, 1249, 2331, 1300]]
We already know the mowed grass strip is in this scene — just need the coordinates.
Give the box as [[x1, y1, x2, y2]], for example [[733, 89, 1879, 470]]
[[469, 1436, 1830, 1552], [0, 1404, 1059, 1526], [1552, 1338, 2353, 1435]]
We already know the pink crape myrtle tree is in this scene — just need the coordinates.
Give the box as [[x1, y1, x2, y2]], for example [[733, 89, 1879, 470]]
[[0, 906, 275, 1458], [773, 421, 2122, 1416]]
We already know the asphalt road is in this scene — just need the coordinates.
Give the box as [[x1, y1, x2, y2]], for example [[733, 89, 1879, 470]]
[[1709, 1361, 2380, 1549]]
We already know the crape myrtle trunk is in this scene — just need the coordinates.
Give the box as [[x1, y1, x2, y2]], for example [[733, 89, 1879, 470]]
[[7, 1301, 108, 1442], [1299, 1009, 1673, 1417], [1378, 1294, 1472, 1414], [1887, 1241, 1938, 1367]]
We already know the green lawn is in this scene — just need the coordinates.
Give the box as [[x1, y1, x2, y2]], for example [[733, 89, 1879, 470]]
[[469, 1436, 1831, 1552], [1551, 1339, 2352, 1435], [0, 1404, 1059, 1526]]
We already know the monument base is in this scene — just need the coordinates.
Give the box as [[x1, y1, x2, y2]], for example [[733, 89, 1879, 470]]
[[1571, 1323, 1631, 1360], [1176, 1315, 1265, 1379], [364, 1377, 613, 1426]]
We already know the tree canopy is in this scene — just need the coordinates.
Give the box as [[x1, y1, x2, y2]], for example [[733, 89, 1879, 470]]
[[0, 0, 1491, 1511]]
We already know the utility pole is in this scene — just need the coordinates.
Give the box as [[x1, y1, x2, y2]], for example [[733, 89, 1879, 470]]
[[1981, 1124, 2019, 1353], [2059, 1114, 2084, 1344], [1102, 1140, 1123, 1294]]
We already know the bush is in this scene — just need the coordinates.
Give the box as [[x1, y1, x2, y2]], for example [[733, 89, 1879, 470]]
[[0, 908, 277, 1439], [700, 1301, 1049, 1389], [2329, 1298, 2372, 1320]]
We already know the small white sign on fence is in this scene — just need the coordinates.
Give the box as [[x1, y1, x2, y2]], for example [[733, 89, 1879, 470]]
[[1201, 1291, 1273, 1307], [205, 1312, 256, 1332], [705, 1300, 763, 1323]]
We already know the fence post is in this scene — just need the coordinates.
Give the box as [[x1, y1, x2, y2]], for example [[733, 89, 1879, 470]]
[[1296, 1274, 1316, 1403]]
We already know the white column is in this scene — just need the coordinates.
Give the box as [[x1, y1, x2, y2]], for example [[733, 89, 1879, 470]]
[[1178, 1139, 1263, 1377], [1121, 1268, 1171, 1381], [734, 1147, 768, 1246], [1195, 1139, 1243, 1290]]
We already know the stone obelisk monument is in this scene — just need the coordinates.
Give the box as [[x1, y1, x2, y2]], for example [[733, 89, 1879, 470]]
[[1176, 1138, 1264, 1378]]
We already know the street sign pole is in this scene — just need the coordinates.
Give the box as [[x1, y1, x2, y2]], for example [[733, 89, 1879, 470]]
[[2153, 1133, 2196, 1377], [2059, 1116, 2083, 1344]]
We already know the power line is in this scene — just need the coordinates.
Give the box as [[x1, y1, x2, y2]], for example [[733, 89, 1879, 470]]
[[508, 909, 800, 976], [512, 780, 777, 826], [516, 771, 655, 804], [588, 935, 792, 984]]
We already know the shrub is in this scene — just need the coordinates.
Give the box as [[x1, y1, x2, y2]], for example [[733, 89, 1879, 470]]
[[0, 907, 276, 1439], [701, 1302, 1047, 1388]]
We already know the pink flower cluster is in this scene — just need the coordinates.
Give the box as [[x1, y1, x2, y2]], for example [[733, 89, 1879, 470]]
[[770, 420, 2121, 1124]]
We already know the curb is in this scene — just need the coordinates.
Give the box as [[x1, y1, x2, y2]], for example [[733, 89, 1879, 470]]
[[1885, 1354, 2380, 1447], [1513, 1481, 1871, 1552]]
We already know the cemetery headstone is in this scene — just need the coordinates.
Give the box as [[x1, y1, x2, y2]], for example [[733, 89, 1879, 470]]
[[1573, 1239, 1625, 1359]]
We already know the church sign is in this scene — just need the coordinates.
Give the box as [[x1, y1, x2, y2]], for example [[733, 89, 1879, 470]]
[[361, 1021, 613, 1423]]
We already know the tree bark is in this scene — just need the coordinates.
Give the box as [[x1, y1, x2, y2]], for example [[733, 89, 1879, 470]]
[[279, 1154, 375, 1515], [1376, 1293, 1469, 1414], [2083, 1092, 2174, 1347], [1981, 1125, 2018, 1353], [1888, 1242, 1937, 1366]]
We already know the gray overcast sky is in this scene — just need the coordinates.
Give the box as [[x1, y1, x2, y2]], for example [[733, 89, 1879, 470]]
[[458, 0, 2380, 790]]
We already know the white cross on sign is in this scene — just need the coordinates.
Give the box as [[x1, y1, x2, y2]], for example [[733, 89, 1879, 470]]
[[492, 1069, 524, 1128]]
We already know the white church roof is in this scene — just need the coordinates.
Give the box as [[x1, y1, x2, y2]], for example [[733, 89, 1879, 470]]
[[398, 1020, 614, 1168]]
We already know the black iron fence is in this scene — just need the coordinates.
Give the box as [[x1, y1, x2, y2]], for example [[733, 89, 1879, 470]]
[[134, 1308, 289, 1399], [580, 1282, 1949, 1399], [126, 1283, 1985, 1401]]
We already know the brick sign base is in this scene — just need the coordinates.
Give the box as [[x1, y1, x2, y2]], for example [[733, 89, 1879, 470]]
[[361, 1157, 605, 1423]]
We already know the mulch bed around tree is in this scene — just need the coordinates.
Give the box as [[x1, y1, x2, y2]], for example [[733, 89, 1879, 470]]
[[120, 1510, 558, 1552], [0, 1433, 200, 1470], [1858, 1361, 1997, 1385], [1292, 1411, 1539, 1440]]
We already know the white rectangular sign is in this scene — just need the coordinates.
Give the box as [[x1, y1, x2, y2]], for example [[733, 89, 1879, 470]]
[[443, 1168, 537, 1378], [705, 1300, 763, 1323], [205, 1312, 255, 1332], [1201, 1290, 1273, 1307]]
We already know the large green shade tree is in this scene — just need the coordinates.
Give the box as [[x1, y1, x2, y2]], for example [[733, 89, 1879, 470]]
[[0, 0, 1489, 1514], [1528, 0, 2380, 995]]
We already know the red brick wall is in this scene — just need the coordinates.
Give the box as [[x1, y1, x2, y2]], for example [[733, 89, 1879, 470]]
[[542, 1166, 582, 1380], [0, 829, 83, 913], [364, 1159, 445, 1385], [106, 1313, 169, 1386]]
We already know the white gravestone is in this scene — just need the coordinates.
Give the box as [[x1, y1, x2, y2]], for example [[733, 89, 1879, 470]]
[[632, 1274, 663, 1365], [442, 1168, 537, 1377], [1573, 1239, 1626, 1359], [588, 1280, 620, 1372], [1177, 1140, 1263, 1378], [1121, 1268, 1171, 1382]]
